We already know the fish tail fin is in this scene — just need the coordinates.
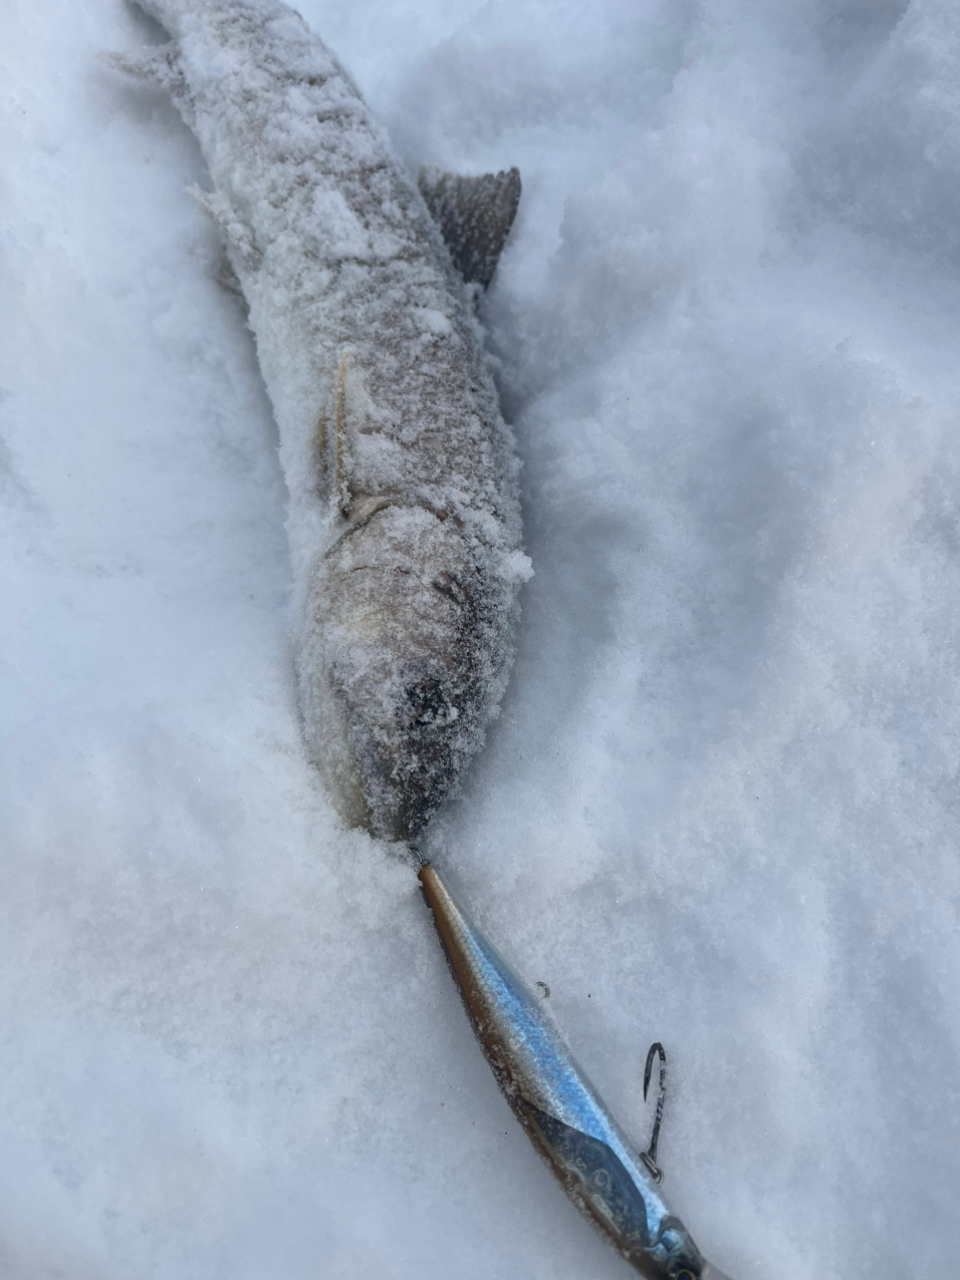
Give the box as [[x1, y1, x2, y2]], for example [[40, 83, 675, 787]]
[[100, 43, 181, 89]]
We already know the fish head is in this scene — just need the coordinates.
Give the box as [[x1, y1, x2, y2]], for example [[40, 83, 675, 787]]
[[300, 502, 497, 840]]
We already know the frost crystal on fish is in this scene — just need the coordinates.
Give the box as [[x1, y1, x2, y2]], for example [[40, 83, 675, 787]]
[[117, 0, 530, 839]]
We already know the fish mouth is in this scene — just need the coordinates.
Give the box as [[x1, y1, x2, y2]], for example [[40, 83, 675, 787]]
[[347, 661, 469, 840], [298, 654, 466, 841], [403, 673, 461, 730]]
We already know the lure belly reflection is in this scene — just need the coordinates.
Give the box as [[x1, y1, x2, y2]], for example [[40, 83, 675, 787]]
[[419, 863, 733, 1280]]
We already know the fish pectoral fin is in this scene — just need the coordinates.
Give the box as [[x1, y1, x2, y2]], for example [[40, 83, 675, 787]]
[[187, 187, 261, 271], [418, 165, 521, 289]]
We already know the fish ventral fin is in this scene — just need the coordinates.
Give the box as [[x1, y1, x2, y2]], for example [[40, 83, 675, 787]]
[[187, 186, 261, 272], [418, 166, 521, 289]]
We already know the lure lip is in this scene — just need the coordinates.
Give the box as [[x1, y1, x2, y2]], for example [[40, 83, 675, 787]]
[[418, 860, 729, 1280]]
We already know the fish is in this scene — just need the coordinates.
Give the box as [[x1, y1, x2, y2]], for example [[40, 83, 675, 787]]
[[419, 860, 736, 1280], [108, 0, 530, 841]]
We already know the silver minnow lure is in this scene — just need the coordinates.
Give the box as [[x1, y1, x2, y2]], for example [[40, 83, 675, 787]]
[[419, 862, 734, 1280], [109, 0, 529, 842]]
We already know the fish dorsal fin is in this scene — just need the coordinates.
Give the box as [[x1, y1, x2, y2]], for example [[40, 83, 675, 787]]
[[418, 166, 521, 289]]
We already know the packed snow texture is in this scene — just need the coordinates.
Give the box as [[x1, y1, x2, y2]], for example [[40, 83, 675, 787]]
[[2, 0, 959, 1277]]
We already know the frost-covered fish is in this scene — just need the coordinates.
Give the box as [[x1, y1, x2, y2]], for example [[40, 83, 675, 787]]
[[110, 0, 529, 840]]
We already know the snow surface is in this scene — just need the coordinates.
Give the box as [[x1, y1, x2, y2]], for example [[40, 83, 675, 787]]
[[2, 0, 960, 1277]]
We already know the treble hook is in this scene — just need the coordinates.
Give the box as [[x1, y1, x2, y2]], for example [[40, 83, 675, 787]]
[[639, 1041, 667, 1184]]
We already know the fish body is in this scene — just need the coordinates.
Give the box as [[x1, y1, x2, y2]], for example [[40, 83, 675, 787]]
[[419, 863, 734, 1280], [113, 0, 528, 839]]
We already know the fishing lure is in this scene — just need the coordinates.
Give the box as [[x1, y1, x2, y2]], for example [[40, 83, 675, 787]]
[[419, 860, 734, 1280]]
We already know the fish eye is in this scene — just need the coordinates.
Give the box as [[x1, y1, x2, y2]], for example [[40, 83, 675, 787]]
[[673, 1271, 698, 1280]]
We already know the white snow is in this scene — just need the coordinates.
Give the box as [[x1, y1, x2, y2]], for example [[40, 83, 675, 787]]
[[2, 0, 959, 1277]]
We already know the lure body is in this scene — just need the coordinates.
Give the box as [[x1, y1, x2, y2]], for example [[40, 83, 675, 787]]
[[112, 0, 528, 840], [420, 863, 733, 1280]]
